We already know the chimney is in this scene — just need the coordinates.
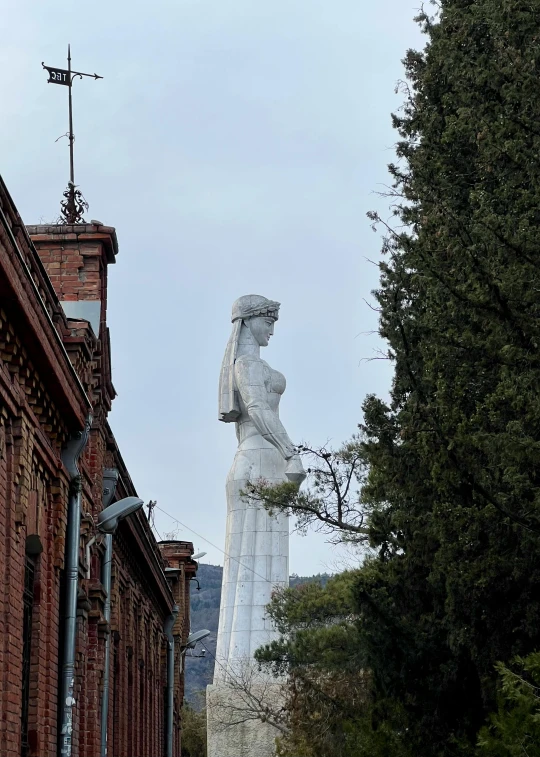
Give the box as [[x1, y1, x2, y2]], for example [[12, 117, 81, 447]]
[[27, 222, 118, 411], [158, 540, 195, 569], [26, 222, 117, 338]]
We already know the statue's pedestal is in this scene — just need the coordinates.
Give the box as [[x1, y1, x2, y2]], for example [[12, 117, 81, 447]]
[[207, 682, 284, 757]]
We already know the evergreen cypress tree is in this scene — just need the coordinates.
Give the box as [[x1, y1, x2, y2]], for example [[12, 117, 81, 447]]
[[359, 0, 540, 752]]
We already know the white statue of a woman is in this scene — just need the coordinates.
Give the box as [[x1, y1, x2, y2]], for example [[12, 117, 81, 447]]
[[214, 294, 305, 680]]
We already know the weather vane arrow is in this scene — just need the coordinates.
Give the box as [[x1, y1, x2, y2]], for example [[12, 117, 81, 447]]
[[42, 45, 103, 224]]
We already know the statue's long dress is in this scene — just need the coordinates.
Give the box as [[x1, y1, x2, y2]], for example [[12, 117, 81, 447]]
[[214, 354, 293, 680]]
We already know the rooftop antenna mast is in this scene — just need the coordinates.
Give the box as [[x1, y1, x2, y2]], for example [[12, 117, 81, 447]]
[[42, 45, 103, 224]]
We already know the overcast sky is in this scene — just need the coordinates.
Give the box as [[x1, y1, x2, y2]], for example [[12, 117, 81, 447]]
[[1, 1, 424, 575]]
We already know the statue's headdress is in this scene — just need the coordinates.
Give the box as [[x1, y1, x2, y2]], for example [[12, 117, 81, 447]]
[[219, 295, 280, 422]]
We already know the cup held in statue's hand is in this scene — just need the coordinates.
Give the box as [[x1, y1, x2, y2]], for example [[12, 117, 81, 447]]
[[285, 455, 306, 485]]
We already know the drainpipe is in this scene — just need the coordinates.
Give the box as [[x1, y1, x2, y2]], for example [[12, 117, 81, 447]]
[[98, 487, 143, 757], [100, 468, 118, 757], [59, 415, 92, 757], [100, 533, 113, 757], [164, 605, 179, 757]]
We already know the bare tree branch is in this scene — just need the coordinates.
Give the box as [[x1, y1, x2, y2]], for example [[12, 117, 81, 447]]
[[243, 441, 370, 544], [209, 661, 288, 735]]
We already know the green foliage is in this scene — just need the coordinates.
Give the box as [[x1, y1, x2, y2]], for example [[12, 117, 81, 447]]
[[477, 652, 540, 756], [289, 572, 331, 589], [253, 1, 540, 754], [244, 442, 369, 544], [181, 701, 207, 757], [185, 565, 333, 705], [256, 571, 363, 675], [357, 0, 540, 752], [257, 574, 416, 757], [256, 575, 372, 757]]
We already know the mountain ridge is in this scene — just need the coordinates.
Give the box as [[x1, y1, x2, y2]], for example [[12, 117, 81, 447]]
[[185, 563, 330, 705]]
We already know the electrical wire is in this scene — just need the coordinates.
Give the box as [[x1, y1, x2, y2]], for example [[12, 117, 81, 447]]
[[153, 527, 165, 543], [151, 520, 165, 542], [202, 644, 244, 686], [154, 504, 276, 586], [201, 645, 228, 677]]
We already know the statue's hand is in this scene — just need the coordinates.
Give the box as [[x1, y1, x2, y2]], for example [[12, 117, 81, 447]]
[[285, 454, 306, 485]]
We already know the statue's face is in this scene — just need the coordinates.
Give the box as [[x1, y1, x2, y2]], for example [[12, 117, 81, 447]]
[[246, 316, 275, 347]]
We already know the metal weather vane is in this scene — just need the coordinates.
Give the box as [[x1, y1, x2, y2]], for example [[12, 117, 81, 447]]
[[42, 46, 103, 224]]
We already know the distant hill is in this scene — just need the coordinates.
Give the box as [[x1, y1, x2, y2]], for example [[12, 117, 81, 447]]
[[184, 564, 222, 706], [184, 564, 330, 706]]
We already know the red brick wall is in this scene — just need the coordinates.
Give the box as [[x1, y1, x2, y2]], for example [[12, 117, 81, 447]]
[[159, 540, 198, 753], [28, 225, 118, 418], [28, 225, 116, 308], [0, 190, 187, 757], [36, 241, 103, 302], [0, 290, 72, 757], [108, 533, 169, 757]]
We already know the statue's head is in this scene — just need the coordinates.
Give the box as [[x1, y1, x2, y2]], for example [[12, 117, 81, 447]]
[[231, 294, 280, 348], [219, 295, 281, 422]]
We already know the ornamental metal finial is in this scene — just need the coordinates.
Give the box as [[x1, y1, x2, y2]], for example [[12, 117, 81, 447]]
[[42, 45, 103, 224], [59, 182, 89, 225]]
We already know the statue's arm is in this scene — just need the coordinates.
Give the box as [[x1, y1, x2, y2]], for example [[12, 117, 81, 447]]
[[235, 357, 296, 460]]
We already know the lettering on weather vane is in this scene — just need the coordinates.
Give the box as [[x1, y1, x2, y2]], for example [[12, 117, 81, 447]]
[[42, 46, 103, 225]]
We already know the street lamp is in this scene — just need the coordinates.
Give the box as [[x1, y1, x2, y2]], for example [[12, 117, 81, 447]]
[[185, 629, 211, 649], [97, 496, 144, 534]]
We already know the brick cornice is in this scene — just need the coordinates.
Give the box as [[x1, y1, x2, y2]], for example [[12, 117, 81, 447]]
[[26, 225, 118, 264], [0, 180, 90, 428], [104, 423, 175, 614], [118, 513, 175, 615]]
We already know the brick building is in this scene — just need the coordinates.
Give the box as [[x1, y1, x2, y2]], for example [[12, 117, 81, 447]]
[[158, 542, 199, 741], [0, 175, 195, 757]]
